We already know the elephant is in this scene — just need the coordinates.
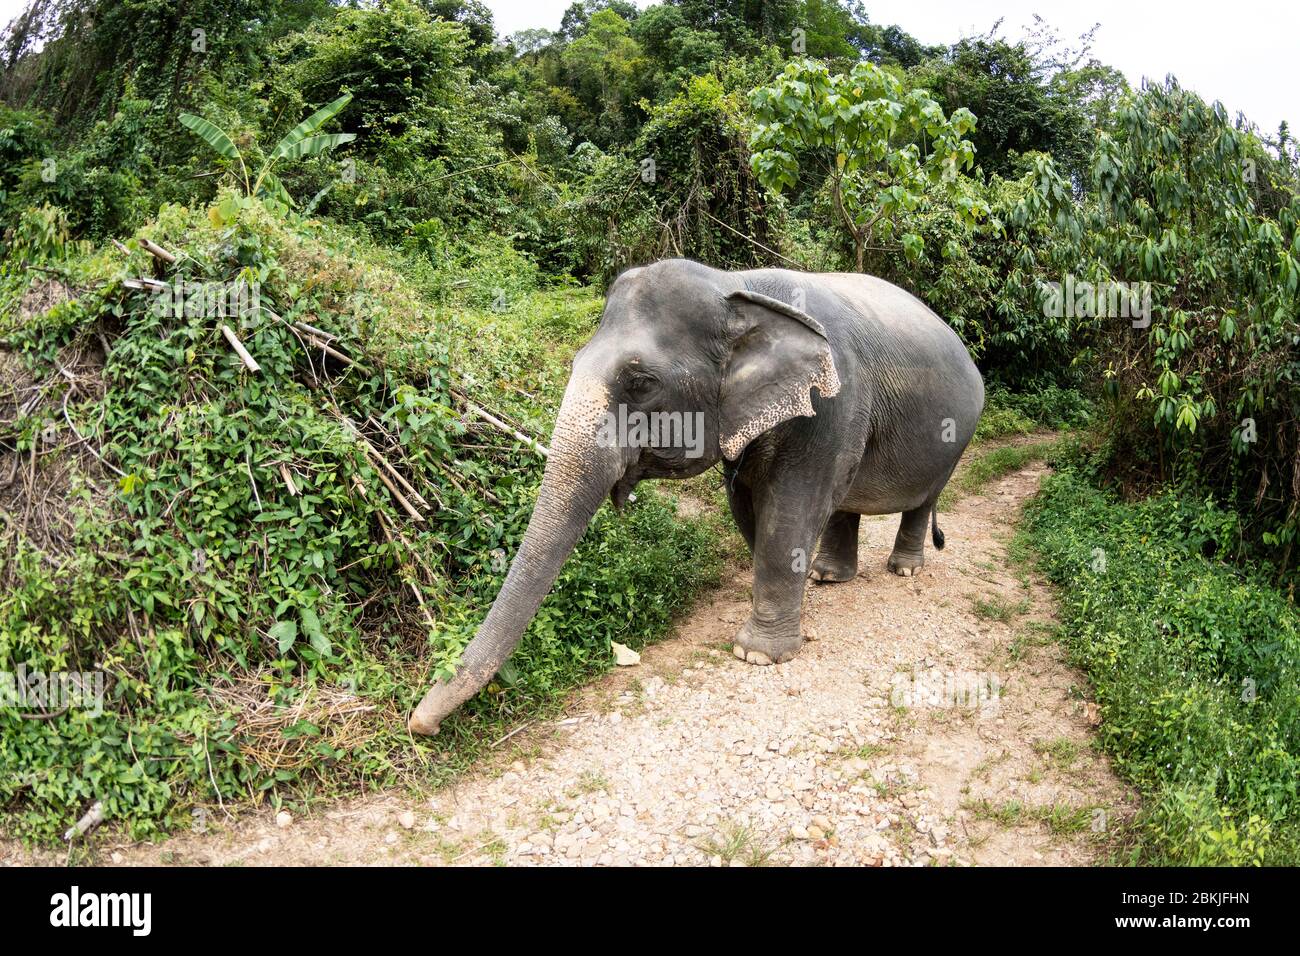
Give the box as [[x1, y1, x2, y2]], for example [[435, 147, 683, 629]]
[[409, 259, 984, 735]]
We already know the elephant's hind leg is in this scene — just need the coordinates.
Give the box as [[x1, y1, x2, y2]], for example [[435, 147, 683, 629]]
[[810, 510, 860, 583], [888, 499, 937, 576]]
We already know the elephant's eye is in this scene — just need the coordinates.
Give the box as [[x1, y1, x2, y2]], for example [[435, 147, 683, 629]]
[[625, 374, 658, 402]]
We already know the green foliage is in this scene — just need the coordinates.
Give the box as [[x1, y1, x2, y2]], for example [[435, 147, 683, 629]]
[[1026, 468, 1300, 864], [265, 0, 517, 239], [3, 1, 296, 127], [1045, 79, 1300, 568], [557, 8, 651, 147], [179, 94, 354, 213], [975, 385, 1093, 442], [749, 58, 984, 270], [910, 37, 1095, 181], [861, 158, 1083, 382], [0, 104, 51, 207], [566, 73, 783, 285], [0, 203, 720, 841], [1, 203, 77, 266]]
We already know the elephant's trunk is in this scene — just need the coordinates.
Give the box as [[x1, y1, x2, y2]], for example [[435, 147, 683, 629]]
[[409, 375, 622, 735]]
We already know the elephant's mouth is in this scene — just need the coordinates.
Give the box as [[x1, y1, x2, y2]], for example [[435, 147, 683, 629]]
[[609, 440, 720, 508], [609, 457, 643, 509]]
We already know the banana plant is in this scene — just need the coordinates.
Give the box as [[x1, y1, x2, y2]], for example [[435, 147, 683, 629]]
[[179, 94, 355, 217]]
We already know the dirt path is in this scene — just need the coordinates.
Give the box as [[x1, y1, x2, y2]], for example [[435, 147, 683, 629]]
[[5, 447, 1135, 867]]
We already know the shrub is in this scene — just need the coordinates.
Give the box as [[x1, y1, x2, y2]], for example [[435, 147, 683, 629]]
[[0, 199, 720, 841], [1026, 468, 1300, 864]]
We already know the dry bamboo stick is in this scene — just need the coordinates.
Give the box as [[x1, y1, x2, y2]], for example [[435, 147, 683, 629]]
[[279, 462, 298, 497], [140, 237, 177, 264], [64, 800, 105, 841], [123, 277, 169, 291], [367, 457, 424, 523], [220, 324, 261, 373], [331, 406, 432, 512], [463, 401, 550, 457], [377, 511, 437, 630], [362, 442, 429, 510], [434, 457, 502, 506], [308, 335, 370, 373], [395, 528, 443, 583], [292, 319, 336, 342]]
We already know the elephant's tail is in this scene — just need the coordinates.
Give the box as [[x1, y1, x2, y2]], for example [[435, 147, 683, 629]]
[[931, 505, 945, 550]]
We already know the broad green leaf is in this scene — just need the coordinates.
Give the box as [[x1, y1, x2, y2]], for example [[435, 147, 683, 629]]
[[269, 94, 353, 161], [179, 113, 241, 161], [300, 606, 330, 656], [273, 132, 355, 163], [269, 620, 297, 654], [257, 172, 295, 208]]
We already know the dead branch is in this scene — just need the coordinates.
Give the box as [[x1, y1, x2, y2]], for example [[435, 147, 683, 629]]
[[365, 455, 424, 523], [140, 238, 177, 264], [363, 442, 429, 510], [63, 800, 105, 841], [60, 380, 127, 478], [462, 400, 550, 458], [292, 319, 336, 342], [220, 324, 261, 373], [308, 335, 370, 373], [279, 462, 298, 497]]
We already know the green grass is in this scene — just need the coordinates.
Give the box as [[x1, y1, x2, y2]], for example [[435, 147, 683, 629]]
[[698, 822, 775, 866], [966, 797, 1098, 836], [943, 385, 1090, 509], [1023, 468, 1300, 865], [1033, 737, 1083, 771], [940, 438, 1060, 509], [971, 594, 1029, 623]]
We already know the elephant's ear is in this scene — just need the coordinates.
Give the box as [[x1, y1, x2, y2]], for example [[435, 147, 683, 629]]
[[718, 289, 841, 461]]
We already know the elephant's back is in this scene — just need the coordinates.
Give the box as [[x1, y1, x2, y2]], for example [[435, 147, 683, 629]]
[[821, 273, 981, 392], [819, 273, 961, 345]]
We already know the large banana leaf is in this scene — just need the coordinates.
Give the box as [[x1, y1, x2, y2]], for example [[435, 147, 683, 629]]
[[179, 114, 241, 161], [269, 93, 353, 161], [274, 132, 356, 162]]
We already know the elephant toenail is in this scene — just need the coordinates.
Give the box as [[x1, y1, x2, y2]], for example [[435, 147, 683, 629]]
[[733, 643, 746, 660]]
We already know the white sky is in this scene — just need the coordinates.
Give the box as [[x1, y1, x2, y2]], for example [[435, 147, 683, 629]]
[[0, 0, 1293, 134]]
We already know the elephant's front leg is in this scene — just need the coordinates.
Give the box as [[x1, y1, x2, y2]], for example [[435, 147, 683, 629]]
[[733, 479, 831, 666]]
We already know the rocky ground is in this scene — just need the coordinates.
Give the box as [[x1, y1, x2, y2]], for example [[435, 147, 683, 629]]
[[4, 445, 1136, 867]]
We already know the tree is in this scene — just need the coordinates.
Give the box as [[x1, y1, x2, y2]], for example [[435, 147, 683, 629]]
[[559, 8, 648, 145], [749, 58, 985, 270], [910, 38, 1092, 181]]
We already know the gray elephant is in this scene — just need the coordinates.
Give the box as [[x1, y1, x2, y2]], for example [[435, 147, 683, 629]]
[[409, 259, 984, 734]]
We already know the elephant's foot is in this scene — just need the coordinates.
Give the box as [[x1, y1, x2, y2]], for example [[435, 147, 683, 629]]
[[809, 553, 857, 583], [887, 551, 924, 576], [731, 617, 801, 666]]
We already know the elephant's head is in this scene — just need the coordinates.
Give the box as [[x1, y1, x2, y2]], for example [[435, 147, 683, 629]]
[[409, 260, 839, 734]]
